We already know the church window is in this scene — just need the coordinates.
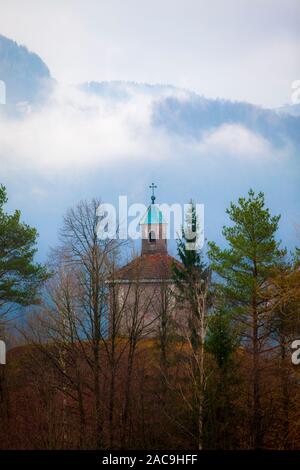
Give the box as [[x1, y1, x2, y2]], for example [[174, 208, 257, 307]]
[[149, 230, 156, 243]]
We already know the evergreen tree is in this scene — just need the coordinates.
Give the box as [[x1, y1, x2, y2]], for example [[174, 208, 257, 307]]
[[173, 201, 210, 449], [206, 307, 238, 370], [0, 184, 48, 319], [208, 189, 285, 448], [205, 306, 242, 448]]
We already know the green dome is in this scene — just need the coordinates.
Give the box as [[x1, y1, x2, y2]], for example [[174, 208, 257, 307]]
[[140, 204, 165, 225]]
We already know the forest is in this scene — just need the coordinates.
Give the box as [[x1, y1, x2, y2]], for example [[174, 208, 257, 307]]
[[0, 184, 300, 450]]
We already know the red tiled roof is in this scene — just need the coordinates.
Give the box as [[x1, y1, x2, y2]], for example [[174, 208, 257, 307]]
[[113, 253, 182, 281]]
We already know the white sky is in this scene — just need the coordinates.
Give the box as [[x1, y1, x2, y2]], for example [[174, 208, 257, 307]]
[[0, 0, 299, 107]]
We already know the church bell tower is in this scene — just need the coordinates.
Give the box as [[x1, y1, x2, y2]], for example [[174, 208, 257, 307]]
[[140, 183, 168, 255]]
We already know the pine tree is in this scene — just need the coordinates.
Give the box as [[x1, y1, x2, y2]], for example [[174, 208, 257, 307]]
[[173, 201, 210, 449], [208, 189, 285, 448], [205, 306, 241, 448], [206, 306, 238, 370], [0, 184, 48, 319]]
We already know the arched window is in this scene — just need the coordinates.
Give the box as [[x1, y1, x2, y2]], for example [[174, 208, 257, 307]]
[[149, 230, 156, 243]]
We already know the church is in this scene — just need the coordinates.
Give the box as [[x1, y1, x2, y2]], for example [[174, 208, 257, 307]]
[[109, 184, 182, 338]]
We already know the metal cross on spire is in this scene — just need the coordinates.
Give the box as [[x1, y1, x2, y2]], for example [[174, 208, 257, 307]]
[[149, 183, 157, 204]]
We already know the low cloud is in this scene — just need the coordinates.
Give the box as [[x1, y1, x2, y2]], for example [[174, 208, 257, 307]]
[[197, 123, 274, 160], [0, 83, 283, 180], [0, 84, 171, 176]]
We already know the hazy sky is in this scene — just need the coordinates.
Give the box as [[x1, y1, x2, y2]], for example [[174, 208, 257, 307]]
[[0, 0, 299, 107]]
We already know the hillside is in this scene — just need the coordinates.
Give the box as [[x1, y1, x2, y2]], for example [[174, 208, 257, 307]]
[[0, 34, 53, 108]]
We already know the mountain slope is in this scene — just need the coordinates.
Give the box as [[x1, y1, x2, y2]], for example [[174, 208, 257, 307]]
[[152, 95, 300, 148], [81, 79, 300, 150], [0, 34, 53, 107]]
